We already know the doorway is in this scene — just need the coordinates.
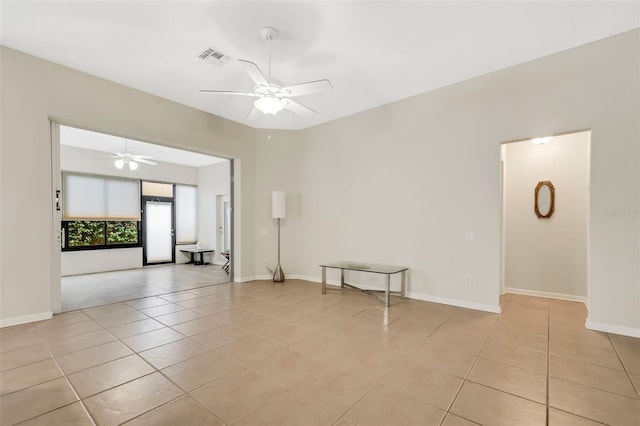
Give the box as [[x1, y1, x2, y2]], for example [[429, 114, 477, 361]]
[[217, 194, 231, 253], [52, 123, 235, 312], [500, 130, 590, 303]]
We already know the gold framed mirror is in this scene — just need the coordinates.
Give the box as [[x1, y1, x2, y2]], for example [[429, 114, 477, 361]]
[[535, 181, 555, 218]]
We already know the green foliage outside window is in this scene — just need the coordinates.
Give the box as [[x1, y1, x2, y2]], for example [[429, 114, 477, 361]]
[[107, 221, 138, 244], [67, 220, 138, 248], [67, 221, 105, 247]]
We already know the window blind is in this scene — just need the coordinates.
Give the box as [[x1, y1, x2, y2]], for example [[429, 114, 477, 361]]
[[175, 184, 197, 244], [63, 172, 140, 221]]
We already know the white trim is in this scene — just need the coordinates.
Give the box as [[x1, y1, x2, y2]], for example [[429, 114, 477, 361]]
[[407, 291, 501, 314], [299, 275, 501, 314], [253, 274, 272, 281], [586, 320, 640, 338], [239, 275, 501, 314], [504, 287, 588, 304], [294, 275, 399, 291], [235, 275, 258, 283], [238, 274, 311, 282], [1, 311, 53, 328]]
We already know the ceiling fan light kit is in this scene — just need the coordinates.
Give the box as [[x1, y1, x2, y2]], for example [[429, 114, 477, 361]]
[[112, 139, 156, 170], [200, 27, 332, 119], [255, 95, 288, 115], [114, 156, 139, 171]]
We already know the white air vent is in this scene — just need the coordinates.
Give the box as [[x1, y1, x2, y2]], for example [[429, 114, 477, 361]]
[[199, 48, 229, 65]]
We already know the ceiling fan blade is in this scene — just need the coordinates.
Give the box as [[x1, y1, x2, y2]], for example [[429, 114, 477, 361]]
[[135, 158, 157, 166], [284, 99, 317, 116], [199, 90, 257, 97], [237, 59, 269, 88], [247, 107, 262, 120], [281, 79, 332, 97]]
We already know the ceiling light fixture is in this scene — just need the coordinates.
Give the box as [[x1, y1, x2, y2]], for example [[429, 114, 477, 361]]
[[114, 157, 139, 170], [531, 136, 553, 145], [254, 95, 288, 115]]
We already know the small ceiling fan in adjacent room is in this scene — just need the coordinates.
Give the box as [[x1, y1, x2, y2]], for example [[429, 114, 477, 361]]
[[199, 27, 332, 119], [112, 139, 156, 170]]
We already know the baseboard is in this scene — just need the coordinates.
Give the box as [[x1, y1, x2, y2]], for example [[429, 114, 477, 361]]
[[407, 292, 501, 314], [238, 274, 310, 282], [1, 311, 53, 328], [586, 320, 640, 338], [240, 274, 500, 314], [234, 275, 259, 283], [504, 287, 588, 304]]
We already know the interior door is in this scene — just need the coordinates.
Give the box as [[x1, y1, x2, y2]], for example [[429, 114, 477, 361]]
[[143, 199, 175, 265]]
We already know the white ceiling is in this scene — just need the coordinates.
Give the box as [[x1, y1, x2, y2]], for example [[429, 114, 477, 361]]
[[60, 125, 227, 167], [1, 1, 639, 131]]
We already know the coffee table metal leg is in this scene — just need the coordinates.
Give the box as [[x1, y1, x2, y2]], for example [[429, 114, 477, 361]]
[[385, 274, 390, 307], [401, 270, 406, 298], [322, 267, 327, 294], [341, 269, 345, 288]]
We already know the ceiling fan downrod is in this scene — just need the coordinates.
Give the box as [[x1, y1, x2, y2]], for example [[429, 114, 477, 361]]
[[261, 27, 277, 80]]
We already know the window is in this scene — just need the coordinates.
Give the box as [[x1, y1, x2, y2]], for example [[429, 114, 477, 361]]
[[62, 172, 141, 251], [63, 172, 140, 221], [175, 184, 197, 244], [142, 181, 173, 198], [64, 220, 139, 249]]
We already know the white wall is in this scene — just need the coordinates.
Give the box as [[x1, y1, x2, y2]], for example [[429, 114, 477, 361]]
[[253, 131, 304, 280], [503, 132, 589, 300], [197, 161, 230, 264], [253, 30, 640, 335], [61, 248, 142, 276], [0, 46, 256, 326]]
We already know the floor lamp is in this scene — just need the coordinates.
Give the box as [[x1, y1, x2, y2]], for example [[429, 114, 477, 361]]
[[272, 191, 286, 282]]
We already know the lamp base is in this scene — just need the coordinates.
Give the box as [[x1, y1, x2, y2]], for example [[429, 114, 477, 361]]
[[273, 262, 285, 283]]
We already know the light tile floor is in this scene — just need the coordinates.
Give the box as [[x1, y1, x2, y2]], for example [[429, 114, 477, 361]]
[[1, 281, 640, 425], [62, 264, 230, 311]]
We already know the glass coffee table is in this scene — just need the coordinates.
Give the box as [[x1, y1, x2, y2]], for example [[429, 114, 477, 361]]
[[320, 262, 408, 307]]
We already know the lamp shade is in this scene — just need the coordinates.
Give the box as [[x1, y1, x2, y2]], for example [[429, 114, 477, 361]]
[[272, 191, 286, 219]]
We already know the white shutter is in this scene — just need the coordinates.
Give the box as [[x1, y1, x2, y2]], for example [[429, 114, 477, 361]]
[[63, 172, 140, 221], [175, 184, 197, 243]]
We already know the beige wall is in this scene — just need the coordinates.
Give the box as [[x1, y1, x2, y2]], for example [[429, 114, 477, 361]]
[[0, 46, 256, 325], [253, 30, 639, 334], [2, 29, 639, 336], [503, 132, 589, 300], [198, 160, 231, 263]]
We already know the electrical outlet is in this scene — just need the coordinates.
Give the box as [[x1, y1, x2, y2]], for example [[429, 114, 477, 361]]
[[465, 275, 472, 285]]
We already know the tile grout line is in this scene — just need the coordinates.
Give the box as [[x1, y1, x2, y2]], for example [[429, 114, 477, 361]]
[[31, 323, 98, 426], [5, 287, 638, 425], [440, 305, 502, 425], [606, 333, 640, 399]]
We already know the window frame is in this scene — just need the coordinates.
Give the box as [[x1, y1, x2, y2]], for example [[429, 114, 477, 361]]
[[62, 220, 142, 251]]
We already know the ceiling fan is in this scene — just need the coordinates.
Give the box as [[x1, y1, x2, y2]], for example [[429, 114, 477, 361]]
[[112, 139, 156, 171], [200, 27, 332, 119]]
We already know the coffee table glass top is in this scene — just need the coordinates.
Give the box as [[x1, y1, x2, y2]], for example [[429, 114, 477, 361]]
[[319, 262, 408, 274]]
